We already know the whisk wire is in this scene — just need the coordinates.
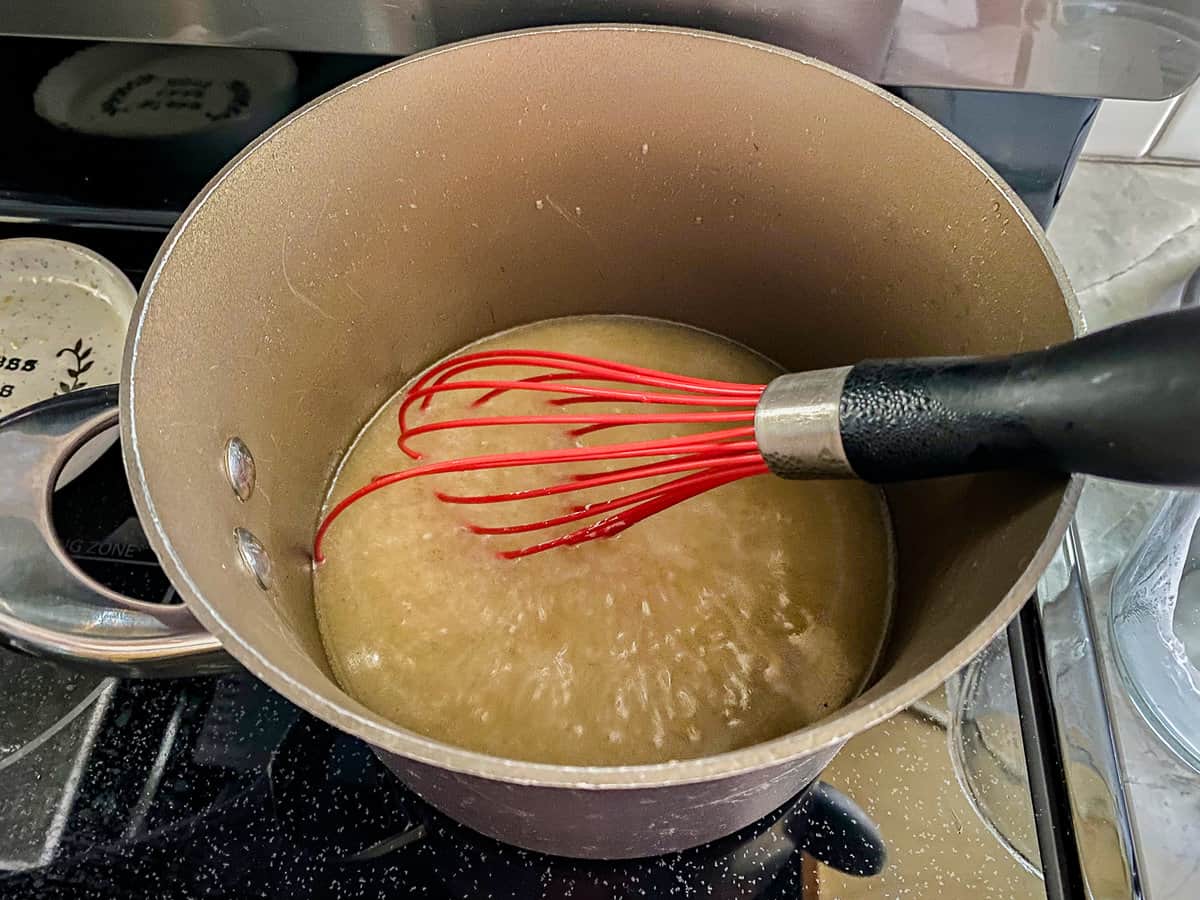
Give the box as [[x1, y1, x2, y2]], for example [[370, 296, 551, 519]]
[[434, 447, 762, 504], [493, 462, 768, 559], [465, 460, 768, 536]]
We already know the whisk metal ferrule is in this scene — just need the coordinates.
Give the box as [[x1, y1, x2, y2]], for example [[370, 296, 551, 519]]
[[754, 367, 855, 479]]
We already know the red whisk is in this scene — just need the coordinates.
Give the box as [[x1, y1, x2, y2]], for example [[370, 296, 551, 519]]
[[314, 349, 772, 560], [313, 309, 1200, 562]]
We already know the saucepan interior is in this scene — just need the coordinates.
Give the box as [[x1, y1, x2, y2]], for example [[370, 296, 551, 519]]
[[122, 26, 1077, 789]]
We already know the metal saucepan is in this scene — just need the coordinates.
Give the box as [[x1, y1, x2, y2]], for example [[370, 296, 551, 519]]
[[0, 26, 1081, 858]]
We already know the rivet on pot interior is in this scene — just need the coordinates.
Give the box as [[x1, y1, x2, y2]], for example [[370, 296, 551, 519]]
[[234, 528, 271, 590], [224, 437, 256, 501]]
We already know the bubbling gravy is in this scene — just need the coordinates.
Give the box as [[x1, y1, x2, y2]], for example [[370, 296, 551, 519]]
[[314, 316, 894, 766]]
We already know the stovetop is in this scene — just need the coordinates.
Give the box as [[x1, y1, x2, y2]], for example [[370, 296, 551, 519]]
[[0, 663, 855, 900], [3, 441, 891, 900], [1, 680, 878, 900]]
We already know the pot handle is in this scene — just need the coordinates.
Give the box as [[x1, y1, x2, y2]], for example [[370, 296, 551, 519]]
[[790, 781, 887, 876], [837, 306, 1200, 485], [0, 386, 232, 676]]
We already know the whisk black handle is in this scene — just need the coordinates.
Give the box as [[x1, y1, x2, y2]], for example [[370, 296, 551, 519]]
[[836, 306, 1200, 486]]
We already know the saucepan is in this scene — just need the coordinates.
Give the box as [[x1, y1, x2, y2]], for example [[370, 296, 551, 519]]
[[0, 26, 1083, 858]]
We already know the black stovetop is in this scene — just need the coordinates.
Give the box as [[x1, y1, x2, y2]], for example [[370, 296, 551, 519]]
[[1, 441, 883, 900]]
